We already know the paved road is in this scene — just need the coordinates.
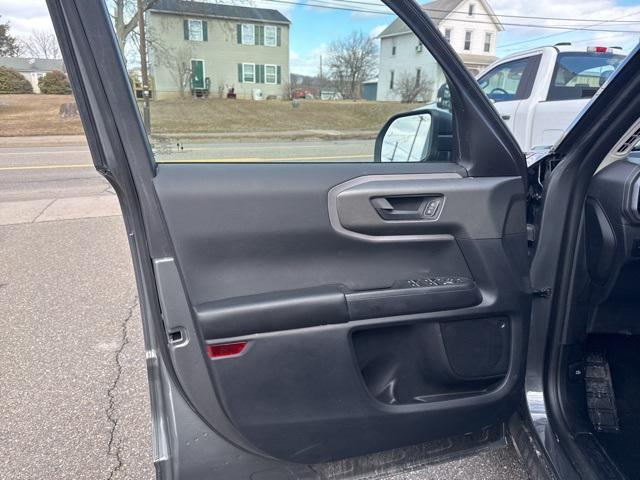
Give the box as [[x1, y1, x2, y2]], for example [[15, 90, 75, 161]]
[[0, 140, 529, 479]]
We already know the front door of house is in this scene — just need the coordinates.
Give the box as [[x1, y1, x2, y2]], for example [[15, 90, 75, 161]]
[[191, 60, 204, 89]]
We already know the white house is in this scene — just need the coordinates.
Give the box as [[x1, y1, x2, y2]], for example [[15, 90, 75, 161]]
[[376, 0, 503, 102], [0, 57, 65, 93]]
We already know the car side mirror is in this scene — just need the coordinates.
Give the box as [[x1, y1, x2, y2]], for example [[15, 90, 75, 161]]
[[374, 109, 453, 163]]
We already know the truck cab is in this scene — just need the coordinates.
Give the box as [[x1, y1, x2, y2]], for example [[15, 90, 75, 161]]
[[478, 44, 625, 151]]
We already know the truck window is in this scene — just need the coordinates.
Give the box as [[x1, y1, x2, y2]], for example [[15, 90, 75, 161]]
[[547, 52, 624, 101], [478, 55, 540, 103]]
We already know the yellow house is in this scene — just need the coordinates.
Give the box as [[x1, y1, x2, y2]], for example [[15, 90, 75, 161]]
[[147, 0, 290, 99]]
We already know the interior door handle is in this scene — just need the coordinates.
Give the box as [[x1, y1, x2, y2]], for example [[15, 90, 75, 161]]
[[371, 196, 441, 221], [370, 197, 395, 211], [501, 114, 511, 120]]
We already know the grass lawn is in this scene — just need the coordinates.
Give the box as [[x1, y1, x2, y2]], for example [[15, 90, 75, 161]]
[[0, 94, 84, 137], [0, 94, 413, 137], [148, 97, 412, 134]]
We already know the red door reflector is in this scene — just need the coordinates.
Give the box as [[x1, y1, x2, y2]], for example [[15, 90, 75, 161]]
[[207, 342, 247, 358]]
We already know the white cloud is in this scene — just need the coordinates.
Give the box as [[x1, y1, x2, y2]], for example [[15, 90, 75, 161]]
[[369, 24, 387, 39], [0, 0, 53, 37], [349, 0, 394, 20], [489, 0, 640, 54], [248, 0, 295, 15], [290, 43, 329, 76]]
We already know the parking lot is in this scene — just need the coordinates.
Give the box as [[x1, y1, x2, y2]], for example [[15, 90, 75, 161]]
[[0, 138, 528, 479]]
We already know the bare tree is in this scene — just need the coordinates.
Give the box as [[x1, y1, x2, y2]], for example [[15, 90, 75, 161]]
[[327, 30, 377, 100], [397, 72, 434, 103], [154, 42, 194, 97], [20, 29, 61, 59], [282, 81, 293, 100], [110, 0, 160, 52]]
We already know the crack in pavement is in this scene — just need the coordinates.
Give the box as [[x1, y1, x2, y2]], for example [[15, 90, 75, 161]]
[[31, 198, 56, 223], [105, 296, 138, 480]]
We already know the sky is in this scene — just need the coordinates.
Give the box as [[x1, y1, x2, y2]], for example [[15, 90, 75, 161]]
[[2, 0, 640, 75]]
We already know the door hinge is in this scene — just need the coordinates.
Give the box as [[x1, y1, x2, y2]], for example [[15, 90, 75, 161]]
[[532, 287, 552, 298]]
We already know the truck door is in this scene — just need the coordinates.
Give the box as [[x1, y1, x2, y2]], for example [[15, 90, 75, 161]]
[[478, 55, 541, 149]]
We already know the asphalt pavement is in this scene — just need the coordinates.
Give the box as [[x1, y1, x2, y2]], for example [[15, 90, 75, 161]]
[[0, 138, 529, 479]]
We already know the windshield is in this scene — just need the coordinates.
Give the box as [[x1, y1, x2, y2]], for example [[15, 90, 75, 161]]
[[547, 52, 625, 101]]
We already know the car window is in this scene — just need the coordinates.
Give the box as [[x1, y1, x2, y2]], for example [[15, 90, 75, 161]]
[[478, 57, 534, 102], [104, 0, 455, 164], [547, 52, 625, 101]]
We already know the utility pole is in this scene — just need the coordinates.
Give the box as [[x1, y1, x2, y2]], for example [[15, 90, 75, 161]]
[[137, 0, 151, 133]]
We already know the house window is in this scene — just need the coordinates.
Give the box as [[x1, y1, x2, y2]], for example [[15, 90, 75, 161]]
[[444, 28, 452, 43], [243, 63, 255, 82], [188, 19, 203, 41], [484, 33, 492, 53], [392, 45, 396, 56], [468, 4, 475, 16], [464, 31, 472, 50], [241, 24, 255, 45], [265, 64, 277, 84], [264, 26, 277, 47], [389, 70, 395, 90], [416, 68, 421, 84]]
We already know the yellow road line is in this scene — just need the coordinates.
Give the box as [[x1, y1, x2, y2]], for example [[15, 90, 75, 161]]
[[0, 154, 372, 171], [0, 164, 93, 171], [0, 150, 89, 156]]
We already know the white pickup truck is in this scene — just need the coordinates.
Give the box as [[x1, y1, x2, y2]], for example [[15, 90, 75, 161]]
[[476, 44, 625, 152]]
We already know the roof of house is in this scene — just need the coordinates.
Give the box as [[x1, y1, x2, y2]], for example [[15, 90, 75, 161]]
[[379, 0, 503, 38], [148, 0, 290, 24], [0, 57, 65, 73]]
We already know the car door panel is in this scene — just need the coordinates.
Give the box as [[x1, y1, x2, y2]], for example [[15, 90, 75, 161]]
[[151, 162, 530, 464], [48, 0, 531, 476]]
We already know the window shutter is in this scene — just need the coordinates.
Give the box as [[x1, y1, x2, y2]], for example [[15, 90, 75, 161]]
[[203, 21, 208, 41], [238, 63, 243, 82], [260, 65, 266, 83], [237, 24, 242, 44], [276, 65, 282, 84], [184, 20, 189, 40], [276, 27, 282, 47]]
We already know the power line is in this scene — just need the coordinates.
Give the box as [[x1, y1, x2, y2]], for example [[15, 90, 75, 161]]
[[423, 7, 640, 24], [499, 9, 640, 50], [565, 33, 629, 46], [300, 0, 640, 24], [262, 0, 640, 34]]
